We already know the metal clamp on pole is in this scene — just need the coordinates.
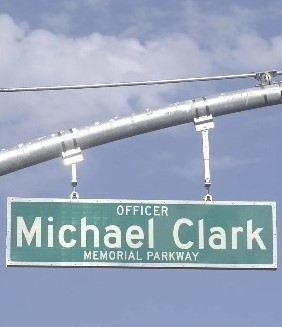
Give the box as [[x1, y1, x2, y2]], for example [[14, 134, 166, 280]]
[[194, 115, 214, 201], [62, 148, 84, 200], [255, 70, 277, 86]]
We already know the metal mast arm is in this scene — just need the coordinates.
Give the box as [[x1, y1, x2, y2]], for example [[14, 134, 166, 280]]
[[0, 83, 281, 176]]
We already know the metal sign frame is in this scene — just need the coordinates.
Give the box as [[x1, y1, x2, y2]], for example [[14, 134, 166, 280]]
[[6, 198, 277, 269]]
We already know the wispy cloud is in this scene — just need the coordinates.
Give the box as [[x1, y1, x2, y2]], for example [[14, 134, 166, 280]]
[[40, 12, 72, 33]]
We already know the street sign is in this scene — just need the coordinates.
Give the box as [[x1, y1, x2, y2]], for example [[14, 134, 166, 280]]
[[6, 198, 277, 269]]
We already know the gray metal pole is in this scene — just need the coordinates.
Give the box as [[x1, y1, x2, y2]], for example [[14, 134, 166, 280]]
[[0, 83, 281, 176]]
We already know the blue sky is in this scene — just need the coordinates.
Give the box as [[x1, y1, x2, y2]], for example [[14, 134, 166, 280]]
[[0, 1, 282, 326]]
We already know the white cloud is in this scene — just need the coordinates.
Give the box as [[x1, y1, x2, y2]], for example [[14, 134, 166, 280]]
[[0, 15, 215, 146], [172, 1, 282, 74]]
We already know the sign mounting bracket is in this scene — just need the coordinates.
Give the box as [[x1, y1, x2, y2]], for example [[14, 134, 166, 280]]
[[194, 114, 214, 201], [62, 147, 84, 200]]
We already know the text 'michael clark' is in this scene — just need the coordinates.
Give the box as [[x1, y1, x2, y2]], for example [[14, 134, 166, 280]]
[[16, 204, 267, 251]]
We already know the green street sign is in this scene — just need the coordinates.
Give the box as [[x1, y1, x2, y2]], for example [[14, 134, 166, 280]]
[[6, 198, 277, 269]]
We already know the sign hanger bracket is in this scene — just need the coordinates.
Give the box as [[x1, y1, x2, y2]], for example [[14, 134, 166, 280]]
[[194, 114, 215, 201], [62, 147, 84, 200]]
